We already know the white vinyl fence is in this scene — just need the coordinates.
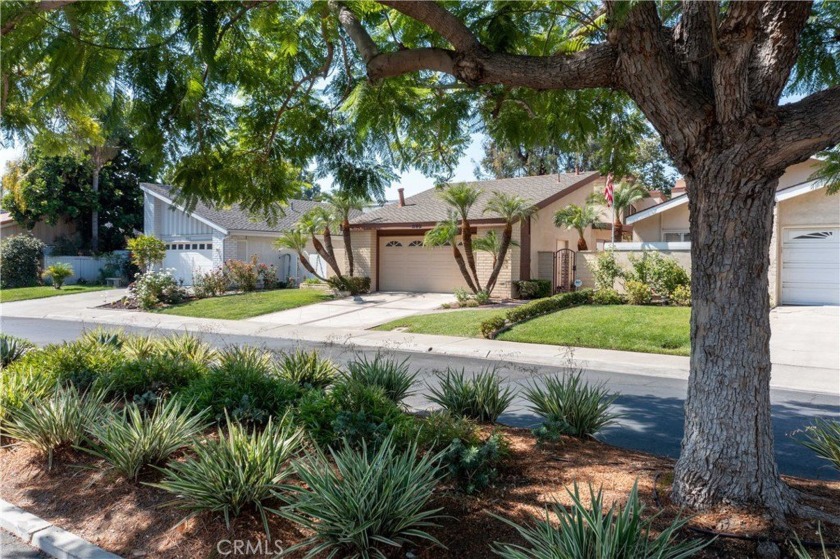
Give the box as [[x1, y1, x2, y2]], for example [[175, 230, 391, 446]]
[[43, 251, 129, 285]]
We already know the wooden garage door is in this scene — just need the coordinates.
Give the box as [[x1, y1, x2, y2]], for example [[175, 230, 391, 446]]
[[378, 236, 469, 293], [781, 227, 840, 305]]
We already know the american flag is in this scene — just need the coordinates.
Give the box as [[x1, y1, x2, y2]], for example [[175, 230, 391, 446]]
[[604, 173, 614, 206]]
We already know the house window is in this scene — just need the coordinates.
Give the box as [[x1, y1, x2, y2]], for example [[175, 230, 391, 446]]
[[408, 240, 423, 247], [663, 231, 690, 242], [192, 243, 199, 250], [385, 240, 403, 247]]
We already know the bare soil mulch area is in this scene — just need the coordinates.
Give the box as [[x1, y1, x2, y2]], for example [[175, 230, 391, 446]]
[[2, 426, 838, 559]]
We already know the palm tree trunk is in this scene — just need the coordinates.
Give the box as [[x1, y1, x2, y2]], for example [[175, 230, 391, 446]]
[[312, 233, 342, 279], [453, 245, 478, 293], [342, 221, 354, 277], [298, 252, 327, 281], [576, 229, 588, 251], [484, 225, 512, 295], [91, 162, 101, 254], [613, 218, 623, 242], [461, 219, 480, 288]]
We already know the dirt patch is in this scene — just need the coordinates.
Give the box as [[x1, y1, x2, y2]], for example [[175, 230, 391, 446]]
[[2, 427, 838, 559]]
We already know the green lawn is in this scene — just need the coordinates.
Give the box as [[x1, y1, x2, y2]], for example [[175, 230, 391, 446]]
[[158, 289, 334, 320], [0, 285, 111, 303], [377, 305, 691, 356]]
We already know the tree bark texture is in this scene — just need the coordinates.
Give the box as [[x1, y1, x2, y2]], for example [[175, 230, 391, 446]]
[[91, 165, 100, 254], [484, 223, 512, 294], [342, 222, 354, 277], [320, 227, 343, 279]]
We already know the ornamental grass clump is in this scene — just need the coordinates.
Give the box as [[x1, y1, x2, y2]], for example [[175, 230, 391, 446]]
[[276, 349, 337, 389], [426, 367, 515, 422], [800, 418, 840, 472], [278, 435, 444, 559], [522, 372, 619, 439], [151, 415, 302, 535], [491, 482, 708, 559], [84, 398, 209, 481], [4, 385, 107, 469], [343, 353, 417, 404], [158, 333, 218, 366]]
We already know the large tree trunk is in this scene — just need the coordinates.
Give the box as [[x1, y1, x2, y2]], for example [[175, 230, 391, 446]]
[[672, 160, 791, 514], [342, 221, 354, 277], [91, 164, 100, 254], [460, 219, 480, 291]]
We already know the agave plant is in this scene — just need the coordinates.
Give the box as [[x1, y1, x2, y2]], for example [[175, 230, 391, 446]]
[[342, 353, 416, 404], [4, 385, 108, 469], [84, 398, 209, 481], [426, 367, 515, 423], [0, 333, 34, 368], [492, 482, 708, 559], [276, 349, 337, 389], [522, 372, 619, 439]]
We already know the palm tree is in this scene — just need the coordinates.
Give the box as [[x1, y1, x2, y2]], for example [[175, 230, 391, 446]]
[[554, 202, 599, 251], [299, 207, 343, 279], [327, 193, 366, 277], [482, 192, 537, 294], [438, 184, 482, 289], [424, 213, 478, 293], [609, 182, 649, 241], [274, 230, 327, 281]]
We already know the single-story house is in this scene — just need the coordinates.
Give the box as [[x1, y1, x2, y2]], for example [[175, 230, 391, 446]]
[[623, 159, 839, 306], [140, 183, 338, 284], [346, 171, 613, 296], [0, 211, 78, 247]]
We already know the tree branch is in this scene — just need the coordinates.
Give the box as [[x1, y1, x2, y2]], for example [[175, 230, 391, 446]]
[[1, 0, 77, 36], [766, 86, 840, 170], [378, 0, 479, 52], [712, 1, 764, 123], [329, 1, 378, 62]]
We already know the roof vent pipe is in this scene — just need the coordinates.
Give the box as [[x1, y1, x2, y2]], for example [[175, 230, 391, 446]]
[[398, 188, 406, 207]]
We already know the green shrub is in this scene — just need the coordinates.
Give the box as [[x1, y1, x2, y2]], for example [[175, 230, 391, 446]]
[[42, 262, 74, 289], [0, 234, 45, 288], [522, 373, 619, 438], [0, 366, 56, 427], [126, 234, 166, 271], [276, 349, 337, 389], [427, 368, 515, 423], [588, 250, 623, 291], [129, 270, 188, 309], [506, 290, 592, 324], [178, 347, 300, 424], [326, 275, 371, 295], [151, 416, 302, 535], [492, 482, 708, 559], [474, 290, 491, 305], [9, 340, 124, 391], [330, 381, 412, 448], [85, 399, 209, 481], [80, 327, 123, 349], [626, 251, 689, 297], [454, 288, 471, 304], [414, 410, 481, 451], [0, 334, 34, 368], [122, 334, 160, 360], [192, 266, 228, 298], [157, 333, 218, 365], [442, 431, 508, 494], [625, 280, 653, 305], [464, 298, 480, 308], [671, 284, 691, 306], [294, 389, 341, 447], [342, 353, 416, 404], [4, 385, 107, 469], [480, 315, 508, 339], [102, 355, 208, 399], [225, 257, 259, 292], [800, 419, 840, 472], [516, 279, 552, 300], [280, 435, 443, 559], [592, 288, 625, 305]]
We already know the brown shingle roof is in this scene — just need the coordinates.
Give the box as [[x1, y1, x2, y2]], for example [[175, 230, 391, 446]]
[[352, 172, 601, 227]]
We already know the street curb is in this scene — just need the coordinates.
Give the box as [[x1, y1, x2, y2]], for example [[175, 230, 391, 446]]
[[0, 499, 122, 559]]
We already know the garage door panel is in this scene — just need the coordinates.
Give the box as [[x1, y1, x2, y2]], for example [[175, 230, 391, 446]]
[[163, 249, 214, 285], [379, 236, 468, 293], [781, 227, 840, 305]]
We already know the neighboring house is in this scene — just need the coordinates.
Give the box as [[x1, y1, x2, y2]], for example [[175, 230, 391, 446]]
[[623, 159, 839, 306], [346, 172, 611, 296], [0, 211, 78, 248], [140, 183, 336, 285]]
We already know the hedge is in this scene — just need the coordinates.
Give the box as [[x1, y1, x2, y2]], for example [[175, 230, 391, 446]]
[[327, 276, 371, 295], [480, 289, 593, 339], [0, 234, 45, 288], [514, 279, 552, 300]]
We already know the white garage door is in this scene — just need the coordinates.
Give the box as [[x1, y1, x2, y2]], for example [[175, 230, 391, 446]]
[[163, 242, 214, 285], [378, 236, 469, 293], [781, 228, 840, 305]]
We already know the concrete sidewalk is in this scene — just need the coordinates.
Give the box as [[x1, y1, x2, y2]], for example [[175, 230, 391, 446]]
[[1, 289, 837, 395]]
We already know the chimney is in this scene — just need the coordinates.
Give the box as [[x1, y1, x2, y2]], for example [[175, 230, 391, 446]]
[[398, 188, 406, 207]]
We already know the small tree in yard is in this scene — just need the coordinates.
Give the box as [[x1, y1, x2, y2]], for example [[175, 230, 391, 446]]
[[298, 208, 343, 280], [274, 230, 327, 282], [424, 214, 478, 294], [327, 193, 366, 277], [127, 235, 166, 273], [481, 192, 537, 294], [439, 184, 483, 290], [610, 182, 650, 242], [43, 263, 73, 289], [554, 203, 600, 251]]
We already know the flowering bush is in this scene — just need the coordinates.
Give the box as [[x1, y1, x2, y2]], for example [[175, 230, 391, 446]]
[[129, 270, 187, 310], [225, 257, 259, 292], [192, 267, 228, 298], [256, 263, 280, 290]]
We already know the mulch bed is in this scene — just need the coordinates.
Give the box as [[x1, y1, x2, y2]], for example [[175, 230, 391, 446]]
[[2, 426, 838, 558]]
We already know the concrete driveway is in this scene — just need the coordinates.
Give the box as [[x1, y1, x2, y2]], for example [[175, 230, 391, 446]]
[[246, 291, 455, 329], [770, 305, 840, 394]]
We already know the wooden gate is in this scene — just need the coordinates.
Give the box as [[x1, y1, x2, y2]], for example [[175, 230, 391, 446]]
[[553, 248, 577, 293]]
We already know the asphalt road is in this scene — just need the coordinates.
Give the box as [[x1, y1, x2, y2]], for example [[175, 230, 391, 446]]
[[0, 530, 47, 559], [2, 316, 838, 481]]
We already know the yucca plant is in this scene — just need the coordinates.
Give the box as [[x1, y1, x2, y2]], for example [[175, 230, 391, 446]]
[[84, 398, 209, 481], [4, 385, 107, 469], [80, 327, 123, 349], [800, 419, 840, 472], [276, 349, 337, 389], [426, 367, 515, 422], [0, 334, 34, 367], [121, 334, 160, 360], [158, 333, 218, 365], [150, 415, 302, 535], [343, 353, 416, 403], [277, 435, 444, 559], [522, 373, 619, 439], [492, 482, 708, 559]]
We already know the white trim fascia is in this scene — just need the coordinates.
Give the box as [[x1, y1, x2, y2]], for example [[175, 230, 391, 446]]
[[626, 195, 688, 225], [140, 185, 228, 235], [227, 230, 285, 238], [774, 179, 825, 202], [605, 241, 692, 251]]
